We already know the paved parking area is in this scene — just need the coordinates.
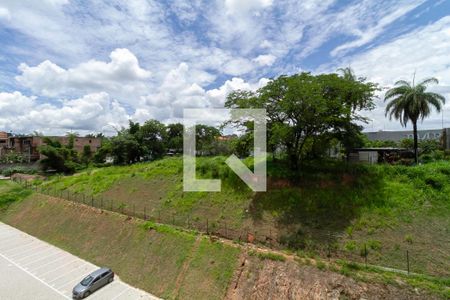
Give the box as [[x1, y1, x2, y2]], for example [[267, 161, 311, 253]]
[[0, 222, 160, 300]]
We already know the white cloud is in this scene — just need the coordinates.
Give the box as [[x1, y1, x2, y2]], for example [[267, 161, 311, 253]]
[[16, 49, 151, 105], [0, 0, 445, 134], [0, 92, 129, 135], [0, 7, 10, 20], [140, 63, 268, 120], [330, 0, 426, 57], [253, 54, 276, 66], [320, 16, 450, 131], [225, 0, 273, 15], [0, 91, 35, 115], [292, 0, 425, 59]]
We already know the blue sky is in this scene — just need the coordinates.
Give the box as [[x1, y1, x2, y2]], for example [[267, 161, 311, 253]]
[[0, 0, 449, 135]]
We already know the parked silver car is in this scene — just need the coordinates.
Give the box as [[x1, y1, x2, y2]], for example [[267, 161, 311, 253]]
[[72, 267, 114, 299]]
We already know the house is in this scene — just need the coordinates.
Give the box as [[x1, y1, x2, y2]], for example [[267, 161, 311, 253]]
[[0, 132, 102, 162]]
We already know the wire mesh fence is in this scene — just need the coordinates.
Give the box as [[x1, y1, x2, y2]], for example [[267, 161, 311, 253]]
[[14, 177, 419, 276]]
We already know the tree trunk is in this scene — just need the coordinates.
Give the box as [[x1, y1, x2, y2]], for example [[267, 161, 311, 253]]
[[413, 121, 419, 164]]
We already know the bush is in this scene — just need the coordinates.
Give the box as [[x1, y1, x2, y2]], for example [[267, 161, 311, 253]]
[[420, 154, 434, 164], [249, 250, 286, 262], [424, 175, 444, 190], [0, 152, 28, 164], [1, 166, 37, 177]]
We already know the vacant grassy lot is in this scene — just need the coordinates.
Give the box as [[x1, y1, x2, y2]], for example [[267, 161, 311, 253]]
[[1, 194, 240, 300], [36, 157, 450, 277]]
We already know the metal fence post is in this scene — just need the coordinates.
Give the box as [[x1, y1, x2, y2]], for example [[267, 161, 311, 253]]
[[225, 222, 227, 237], [364, 244, 368, 267], [206, 218, 209, 235], [91, 195, 94, 207], [406, 250, 410, 275]]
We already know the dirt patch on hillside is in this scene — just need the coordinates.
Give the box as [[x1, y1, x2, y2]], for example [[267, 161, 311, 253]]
[[226, 255, 437, 300]]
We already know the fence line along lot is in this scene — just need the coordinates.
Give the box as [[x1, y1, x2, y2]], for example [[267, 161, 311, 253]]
[[0, 222, 160, 300]]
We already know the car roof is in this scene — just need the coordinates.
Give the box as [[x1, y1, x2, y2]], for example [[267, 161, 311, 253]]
[[89, 267, 111, 277]]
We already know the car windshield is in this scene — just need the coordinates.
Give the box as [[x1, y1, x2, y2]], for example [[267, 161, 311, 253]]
[[80, 275, 94, 286]]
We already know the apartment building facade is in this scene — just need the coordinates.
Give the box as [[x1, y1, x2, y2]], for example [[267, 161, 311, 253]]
[[0, 132, 102, 162]]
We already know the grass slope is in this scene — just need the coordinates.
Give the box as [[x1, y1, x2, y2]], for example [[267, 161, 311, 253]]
[[36, 157, 450, 277], [0, 183, 448, 299], [0, 180, 31, 211], [1, 193, 240, 300]]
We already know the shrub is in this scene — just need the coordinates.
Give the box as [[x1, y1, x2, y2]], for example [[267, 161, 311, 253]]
[[367, 239, 382, 251], [316, 260, 326, 270], [249, 250, 286, 262], [1, 166, 37, 177], [0, 152, 28, 164], [420, 154, 434, 164], [424, 175, 444, 190], [344, 241, 357, 252], [404, 234, 413, 244]]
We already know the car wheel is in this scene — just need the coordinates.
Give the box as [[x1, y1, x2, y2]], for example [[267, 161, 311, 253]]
[[83, 291, 90, 298], [108, 277, 113, 283]]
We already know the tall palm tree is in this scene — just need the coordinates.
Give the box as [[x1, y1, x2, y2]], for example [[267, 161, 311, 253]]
[[384, 76, 446, 163]]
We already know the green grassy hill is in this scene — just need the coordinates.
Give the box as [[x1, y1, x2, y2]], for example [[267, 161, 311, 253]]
[[1, 191, 239, 300], [32, 157, 450, 277], [0, 178, 449, 299]]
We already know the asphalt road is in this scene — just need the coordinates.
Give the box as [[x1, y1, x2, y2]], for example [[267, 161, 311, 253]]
[[0, 222, 160, 300]]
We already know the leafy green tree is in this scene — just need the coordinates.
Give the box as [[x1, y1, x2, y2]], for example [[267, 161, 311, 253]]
[[93, 140, 111, 164], [226, 72, 377, 169], [166, 123, 184, 153], [109, 132, 142, 164], [337, 67, 357, 81], [39, 137, 81, 173], [196, 124, 221, 155], [139, 120, 167, 160], [385, 76, 446, 163], [98, 119, 168, 164], [231, 133, 253, 158], [81, 145, 92, 165]]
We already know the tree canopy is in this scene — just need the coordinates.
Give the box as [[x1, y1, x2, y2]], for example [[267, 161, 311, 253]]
[[225, 72, 378, 169]]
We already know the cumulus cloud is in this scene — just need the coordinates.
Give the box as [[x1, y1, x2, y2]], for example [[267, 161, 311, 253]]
[[0, 91, 35, 115], [16, 49, 151, 104], [0, 92, 129, 135], [0, 0, 446, 133], [140, 63, 268, 120]]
